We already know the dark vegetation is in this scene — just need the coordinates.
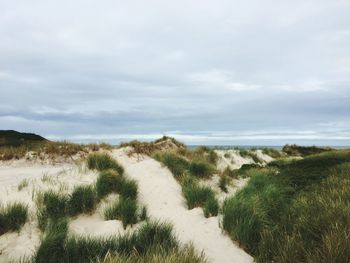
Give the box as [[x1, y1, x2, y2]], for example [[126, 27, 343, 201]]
[[282, 144, 333, 157], [222, 149, 350, 262], [0, 130, 47, 147], [0, 130, 112, 161], [34, 221, 206, 263], [0, 202, 28, 235]]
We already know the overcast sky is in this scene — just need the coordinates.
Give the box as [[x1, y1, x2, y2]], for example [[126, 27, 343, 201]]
[[1, 0, 350, 145]]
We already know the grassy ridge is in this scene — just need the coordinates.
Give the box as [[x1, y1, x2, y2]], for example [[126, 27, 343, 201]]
[[222, 149, 350, 262], [0, 140, 112, 161]]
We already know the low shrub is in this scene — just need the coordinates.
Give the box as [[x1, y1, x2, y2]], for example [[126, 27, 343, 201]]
[[104, 198, 138, 228], [87, 153, 124, 175], [0, 202, 28, 235], [68, 185, 97, 216]]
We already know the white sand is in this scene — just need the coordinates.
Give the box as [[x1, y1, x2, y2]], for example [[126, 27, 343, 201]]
[[215, 149, 274, 172], [112, 148, 253, 263], [0, 162, 99, 262]]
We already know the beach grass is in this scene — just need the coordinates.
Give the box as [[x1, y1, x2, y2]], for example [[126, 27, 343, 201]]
[[104, 198, 138, 228], [153, 152, 190, 178], [222, 149, 350, 262], [87, 153, 124, 174], [0, 202, 28, 235], [34, 221, 185, 263], [96, 170, 124, 199], [68, 185, 97, 216], [188, 160, 215, 178], [182, 181, 218, 217]]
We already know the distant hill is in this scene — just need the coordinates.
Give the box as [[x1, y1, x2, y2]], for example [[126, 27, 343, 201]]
[[0, 130, 47, 147]]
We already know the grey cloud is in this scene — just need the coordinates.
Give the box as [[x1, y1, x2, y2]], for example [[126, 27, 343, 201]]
[[0, 0, 350, 145]]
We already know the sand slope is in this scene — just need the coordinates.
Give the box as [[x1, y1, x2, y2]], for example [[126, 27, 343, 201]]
[[112, 148, 253, 263]]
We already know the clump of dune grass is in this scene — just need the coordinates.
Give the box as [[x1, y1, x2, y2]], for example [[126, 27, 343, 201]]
[[261, 147, 283, 159], [222, 149, 350, 262], [96, 170, 124, 199], [153, 152, 190, 178], [63, 221, 181, 263], [0, 202, 28, 235], [222, 167, 238, 178], [182, 181, 218, 217], [87, 153, 124, 174], [35, 217, 69, 263], [104, 198, 138, 228], [18, 179, 29, 191], [68, 185, 97, 216], [100, 243, 207, 263], [188, 160, 215, 178], [119, 178, 138, 200], [42, 191, 69, 219]]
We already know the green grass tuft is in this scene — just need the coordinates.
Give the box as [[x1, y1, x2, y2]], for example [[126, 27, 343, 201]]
[[119, 178, 138, 200], [42, 191, 68, 219], [68, 185, 97, 216], [104, 198, 138, 228], [87, 153, 124, 174], [0, 202, 28, 235], [96, 170, 124, 199], [35, 218, 69, 263], [188, 161, 215, 178], [182, 181, 218, 217], [153, 152, 190, 178]]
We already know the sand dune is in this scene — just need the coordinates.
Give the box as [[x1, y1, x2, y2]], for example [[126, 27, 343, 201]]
[[112, 148, 253, 263]]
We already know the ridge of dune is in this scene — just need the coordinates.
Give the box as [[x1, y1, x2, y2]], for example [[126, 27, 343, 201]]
[[111, 148, 253, 263]]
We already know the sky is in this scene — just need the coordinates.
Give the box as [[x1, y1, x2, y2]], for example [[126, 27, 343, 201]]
[[1, 0, 350, 146]]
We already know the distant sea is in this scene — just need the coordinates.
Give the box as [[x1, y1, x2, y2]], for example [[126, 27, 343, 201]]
[[187, 145, 350, 150]]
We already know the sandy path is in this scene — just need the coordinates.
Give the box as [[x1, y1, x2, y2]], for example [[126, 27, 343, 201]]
[[0, 164, 73, 187], [112, 149, 253, 263]]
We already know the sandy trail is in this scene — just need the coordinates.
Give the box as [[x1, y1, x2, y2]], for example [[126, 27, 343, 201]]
[[112, 149, 253, 263]]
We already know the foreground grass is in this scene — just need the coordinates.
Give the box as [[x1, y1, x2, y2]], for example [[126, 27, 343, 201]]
[[0, 202, 28, 235], [222, 149, 350, 262], [33, 220, 206, 263]]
